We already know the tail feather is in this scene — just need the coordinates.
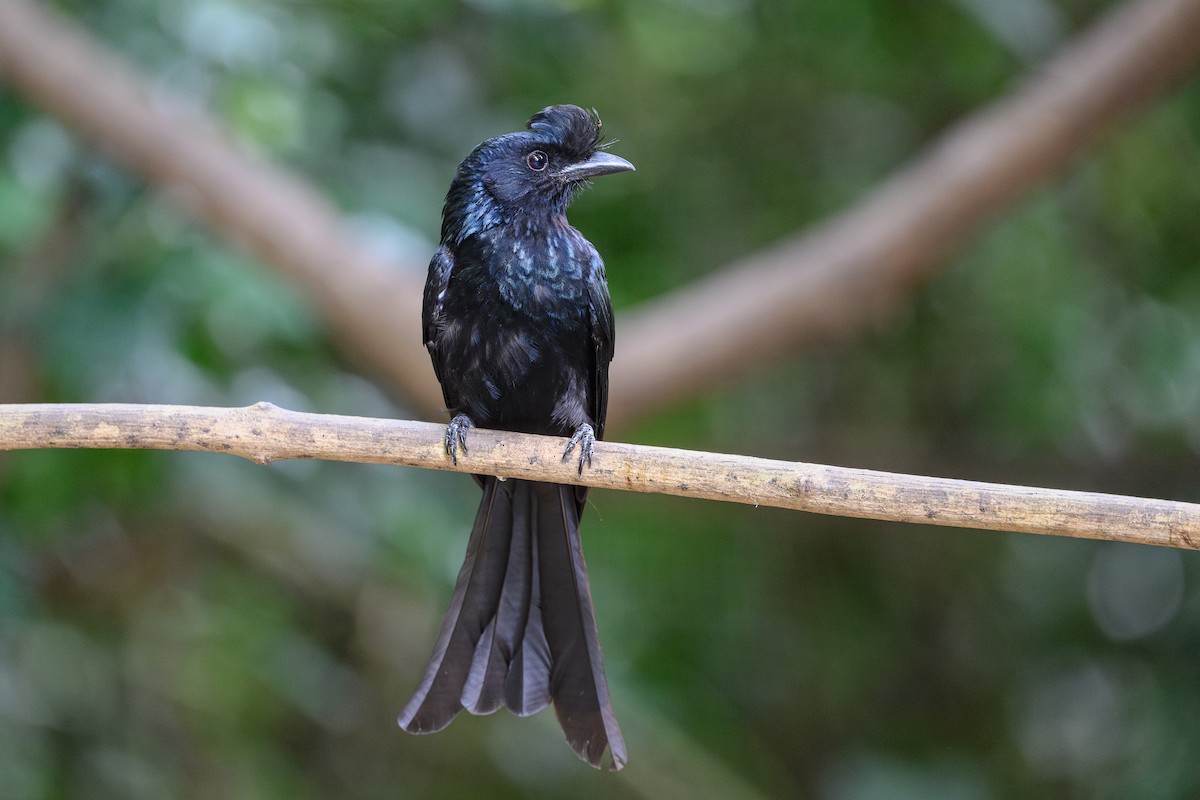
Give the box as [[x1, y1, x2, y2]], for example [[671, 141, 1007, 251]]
[[397, 478, 514, 733], [464, 483, 544, 715], [502, 503, 553, 716], [537, 483, 627, 770], [398, 478, 626, 770]]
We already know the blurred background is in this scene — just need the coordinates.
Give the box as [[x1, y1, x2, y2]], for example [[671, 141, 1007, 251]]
[[2, 0, 1200, 797]]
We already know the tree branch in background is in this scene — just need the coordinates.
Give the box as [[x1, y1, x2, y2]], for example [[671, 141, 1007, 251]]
[[3, 402, 1197, 551], [0, 0, 442, 416], [610, 0, 1200, 422], [2, 0, 1200, 429]]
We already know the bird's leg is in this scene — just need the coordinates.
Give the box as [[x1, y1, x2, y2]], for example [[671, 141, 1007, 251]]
[[444, 413, 474, 465], [562, 422, 596, 476]]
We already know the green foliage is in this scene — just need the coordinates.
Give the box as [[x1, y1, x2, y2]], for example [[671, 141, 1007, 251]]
[[2, 0, 1200, 797]]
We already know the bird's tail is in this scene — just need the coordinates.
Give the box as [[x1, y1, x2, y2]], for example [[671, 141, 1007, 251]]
[[397, 478, 626, 770]]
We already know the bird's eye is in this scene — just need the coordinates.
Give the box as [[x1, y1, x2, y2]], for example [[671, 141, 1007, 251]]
[[526, 150, 548, 171]]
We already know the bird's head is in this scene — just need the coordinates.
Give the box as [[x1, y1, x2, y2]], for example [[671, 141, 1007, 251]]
[[442, 105, 634, 242]]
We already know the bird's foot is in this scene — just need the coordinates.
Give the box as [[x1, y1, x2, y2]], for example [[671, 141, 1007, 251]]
[[562, 423, 596, 476], [444, 414, 474, 465]]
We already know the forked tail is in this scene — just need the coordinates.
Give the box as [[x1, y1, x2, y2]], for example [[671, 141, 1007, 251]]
[[398, 478, 626, 770]]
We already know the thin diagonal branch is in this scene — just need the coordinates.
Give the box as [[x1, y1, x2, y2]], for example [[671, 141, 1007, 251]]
[[1, 402, 1197, 550], [2, 1, 1199, 429], [610, 0, 1200, 422], [0, 0, 441, 416]]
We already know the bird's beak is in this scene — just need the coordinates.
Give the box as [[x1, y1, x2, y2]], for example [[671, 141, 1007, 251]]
[[556, 151, 636, 180]]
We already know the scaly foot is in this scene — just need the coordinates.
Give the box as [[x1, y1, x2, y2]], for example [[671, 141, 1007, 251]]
[[444, 414, 474, 465], [562, 423, 596, 476]]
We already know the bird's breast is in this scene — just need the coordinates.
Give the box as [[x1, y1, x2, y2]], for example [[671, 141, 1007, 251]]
[[434, 225, 597, 429], [489, 231, 587, 318]]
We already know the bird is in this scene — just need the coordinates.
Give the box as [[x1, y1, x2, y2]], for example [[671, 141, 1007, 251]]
[[397, 105, 634, 770]]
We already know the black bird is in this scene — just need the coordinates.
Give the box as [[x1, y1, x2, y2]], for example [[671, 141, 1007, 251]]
[[398, 105, 634, 770]]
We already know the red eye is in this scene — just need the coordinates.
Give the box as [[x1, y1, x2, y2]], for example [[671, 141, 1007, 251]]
[[526, 150, 548, 171]]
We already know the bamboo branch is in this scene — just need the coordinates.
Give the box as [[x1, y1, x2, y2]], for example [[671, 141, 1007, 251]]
[[1, 402, 1196, 551]]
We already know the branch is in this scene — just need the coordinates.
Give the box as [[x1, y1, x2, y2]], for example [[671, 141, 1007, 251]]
[[2, 1, 1199, 429], [0, 0, 442, 417], [2, 403, 1196, 551], [609, 0, 1200, 421]]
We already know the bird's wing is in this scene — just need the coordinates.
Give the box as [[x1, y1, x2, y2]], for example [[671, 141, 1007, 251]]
[[585, 249, 615, 441], [422, 245, 456, 409]]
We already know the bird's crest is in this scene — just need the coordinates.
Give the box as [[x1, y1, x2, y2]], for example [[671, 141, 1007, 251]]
[[526, 105, 607, 157]]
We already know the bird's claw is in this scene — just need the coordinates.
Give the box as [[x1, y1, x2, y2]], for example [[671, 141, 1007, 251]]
[[445, 414, 474, 465], [562, 423, 596, 476]]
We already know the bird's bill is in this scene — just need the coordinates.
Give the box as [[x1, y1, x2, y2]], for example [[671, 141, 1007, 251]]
[[556, 151, 636, 180]]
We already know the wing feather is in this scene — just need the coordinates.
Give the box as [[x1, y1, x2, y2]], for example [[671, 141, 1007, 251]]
[[422, 245, 457, 408]]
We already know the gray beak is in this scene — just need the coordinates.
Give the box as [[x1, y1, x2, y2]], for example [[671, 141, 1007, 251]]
[[556, 151, 636, 180]]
